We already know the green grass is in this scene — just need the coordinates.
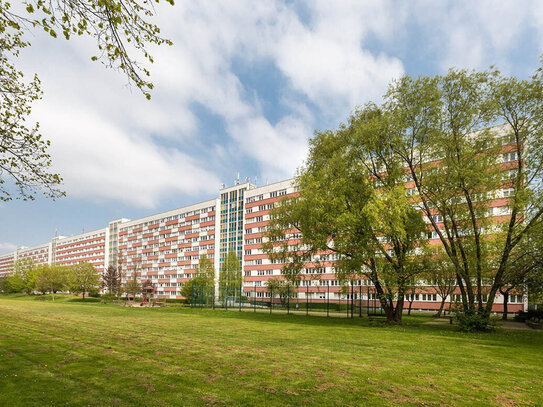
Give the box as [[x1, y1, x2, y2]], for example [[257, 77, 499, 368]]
[[0, 294, 541, 406]]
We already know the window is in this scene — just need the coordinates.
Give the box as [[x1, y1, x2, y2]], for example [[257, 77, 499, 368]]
[[503, 152, 518, 162], [502, 188, 515, 198]]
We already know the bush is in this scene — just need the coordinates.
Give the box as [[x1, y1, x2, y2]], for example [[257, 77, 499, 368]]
[[514, 309, 543, 322], [456, 312, 496, 332], [101, 293, 117, 304], [88, 290, 101, 298]]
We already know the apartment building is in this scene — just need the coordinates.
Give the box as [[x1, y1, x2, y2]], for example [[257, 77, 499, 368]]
[[54, 228, 109, 275], [0, 124, 528, 312], [118, 199, 219, 298]]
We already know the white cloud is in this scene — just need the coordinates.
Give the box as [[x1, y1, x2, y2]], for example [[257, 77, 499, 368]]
[[0, 242, 17, 253], [17, 0, 543, 211]]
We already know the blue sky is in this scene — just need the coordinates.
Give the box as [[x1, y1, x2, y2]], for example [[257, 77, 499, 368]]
[[2, 1, 543, 253]]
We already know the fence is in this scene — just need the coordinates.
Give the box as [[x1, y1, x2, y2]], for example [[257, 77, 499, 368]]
[[191, 284, 384, 318]]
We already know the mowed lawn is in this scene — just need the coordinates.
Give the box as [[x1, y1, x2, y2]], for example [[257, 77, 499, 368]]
[[0, 296, 542, 407]]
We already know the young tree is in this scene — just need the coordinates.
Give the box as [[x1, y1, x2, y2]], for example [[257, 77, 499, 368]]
[[123, 270, 141, 302], [35, 264, 68, 301], [180, 254, 214, 304], [425, 248, 457, 317], [218, 250, 242, 300], [103, 264, 121, 297], [266, 106, 430, 324], [266, 277, 295, 307], [68, 262, 100, 301]]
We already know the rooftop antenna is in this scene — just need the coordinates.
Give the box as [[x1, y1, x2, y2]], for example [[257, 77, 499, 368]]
[[235, 172, 240, 185], [245, 177, 249, 183], [254, 176, 258, 185], [266, 178, 269, 186], [221, 183, 225, 189]]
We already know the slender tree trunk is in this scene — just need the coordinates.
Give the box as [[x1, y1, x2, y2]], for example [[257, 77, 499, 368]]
[[408, 298, 414, 316], [82, 292, 86, 301], [501, 290, 509, 320], [436, 295, 447, 317], [52, 290, 55, 302]]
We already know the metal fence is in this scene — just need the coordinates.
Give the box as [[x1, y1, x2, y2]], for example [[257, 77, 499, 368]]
[[191, 284, 384, 318]]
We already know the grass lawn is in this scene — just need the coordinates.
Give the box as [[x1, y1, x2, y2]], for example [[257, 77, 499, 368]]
[[0, 295, 541, 406]]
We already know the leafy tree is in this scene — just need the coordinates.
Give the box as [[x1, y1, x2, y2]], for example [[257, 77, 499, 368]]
[[0, 277, 9, 293], [35, 264, 68, 301], [425, 248, 457, 317], [0, 0, 174, 201], [5, 271, 25, 293], [265, 277, 295, 307], [103, 264, 121, 296], [12, 258, 39, 293], [180, 254, 214, 304], [68, 262, 100, 301], [266, 105, 431, 324], [123, 270, 140, 301], [218, 250, 242, 300], [384, 68, 543, 327]]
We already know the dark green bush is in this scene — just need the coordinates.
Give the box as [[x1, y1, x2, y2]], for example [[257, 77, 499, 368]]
[[514, 309, 543, 322], [456, 312, 496, 332]]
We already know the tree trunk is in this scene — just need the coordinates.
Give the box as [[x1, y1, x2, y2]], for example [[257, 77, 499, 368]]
[[435, 295, 447, 317], [407, 299, 414, 316], [502, 290, 509, 320], [82, 292, 86, 301], [51, 290, 55, 302]]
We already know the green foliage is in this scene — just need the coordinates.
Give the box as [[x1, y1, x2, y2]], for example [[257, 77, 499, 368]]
[[35, 264, 68, 301], [218, 250, 241, 298], [455, 311, 497, 333], [266, 104, 430, 323], [265, 277, 295, 307], [67, 262, 101, 301], [180, 254, 215, 304], [0, 0, 173, 99]]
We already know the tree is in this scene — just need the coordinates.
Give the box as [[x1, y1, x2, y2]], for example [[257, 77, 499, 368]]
[[68, 262, 100, 301], [35, 264, 68, 301], [12, 257, 39, 293], [405, 278, 418, 316], [218, 250, 242, 300], [425, 248, 457, 317], [103, 264, 121, 297], [383, 67, 543, 328], [123, 270, 140, 301], [266, 277, 295, 307], [4, 271, 25, 293], [266, 105, 431, 324], [498, 222, 543, 318], [180, 254, 214, 305], [0, 0, 174, 201]]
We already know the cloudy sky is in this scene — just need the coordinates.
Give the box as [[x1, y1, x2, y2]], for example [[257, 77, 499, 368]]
[[2, 0, 543, 253]]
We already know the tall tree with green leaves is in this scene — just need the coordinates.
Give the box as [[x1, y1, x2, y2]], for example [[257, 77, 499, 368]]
[[266, 105, 430, 324], [219, 250, 242, 299], [12, 257, 39, 293], [68, 262, 100, 301], [383, 68, 543, 327]]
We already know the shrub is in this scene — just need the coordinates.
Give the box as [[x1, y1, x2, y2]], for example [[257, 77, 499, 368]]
[[514, 309, 543, 322], [88, 290, 101, 298], [456, 312, 496, 332], [101, 293, 117, 304]]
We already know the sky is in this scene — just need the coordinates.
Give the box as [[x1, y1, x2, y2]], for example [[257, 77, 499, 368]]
[[2, 0, 543, 253]]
